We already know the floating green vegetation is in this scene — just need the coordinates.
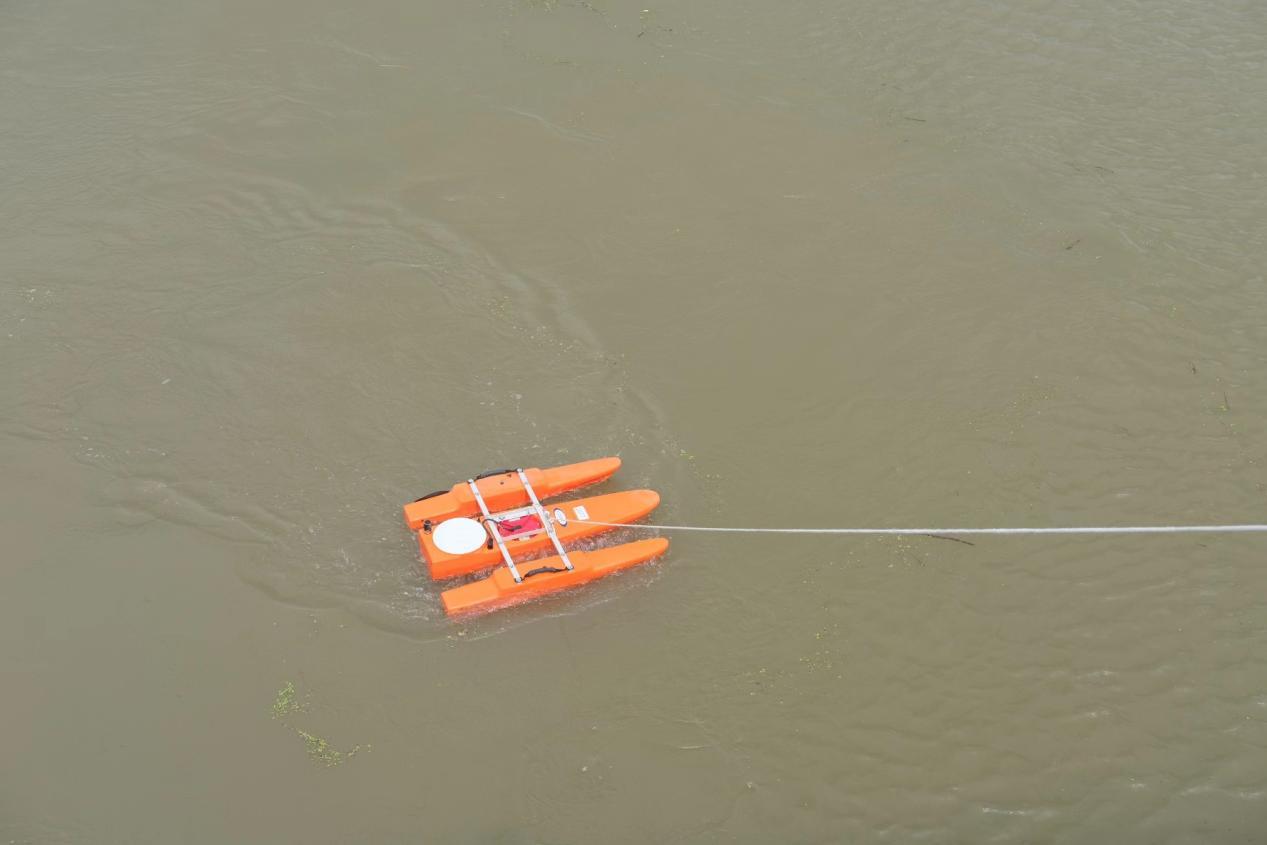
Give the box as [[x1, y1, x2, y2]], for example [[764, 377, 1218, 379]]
[[272, 681, 301, 720], [296, 730, 369, 768], [271, 681, 368, 767]]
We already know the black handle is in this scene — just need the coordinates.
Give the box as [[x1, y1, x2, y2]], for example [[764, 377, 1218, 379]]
[[522, 565, 567, 579]]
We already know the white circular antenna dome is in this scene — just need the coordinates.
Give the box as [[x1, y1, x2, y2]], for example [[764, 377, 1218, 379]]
[[432, 517, 488, 555]]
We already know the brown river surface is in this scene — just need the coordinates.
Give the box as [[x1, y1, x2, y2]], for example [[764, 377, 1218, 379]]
[[4, 0, 1267, 841]]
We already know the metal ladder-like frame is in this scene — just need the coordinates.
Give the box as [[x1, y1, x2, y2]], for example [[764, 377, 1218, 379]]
[[467, 478, 523, 583], [466, 469, 574, 583], [516, 469, 574, 572]]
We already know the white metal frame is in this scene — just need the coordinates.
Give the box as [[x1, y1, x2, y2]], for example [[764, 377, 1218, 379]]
[[516, 469, 574, 571], [467, 477, 523, 583], [466, 469, 575, 582]]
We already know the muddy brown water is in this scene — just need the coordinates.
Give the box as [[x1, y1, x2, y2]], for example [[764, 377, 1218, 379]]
[[4, 0, 1267, 841]]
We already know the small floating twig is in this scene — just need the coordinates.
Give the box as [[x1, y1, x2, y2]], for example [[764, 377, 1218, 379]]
[[923, 533, 976, 546]]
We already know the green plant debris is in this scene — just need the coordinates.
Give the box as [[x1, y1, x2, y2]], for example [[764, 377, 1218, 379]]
[[272, 681, 301, 719], [296, 730, 369, 768], [271, 681, 368, 767]]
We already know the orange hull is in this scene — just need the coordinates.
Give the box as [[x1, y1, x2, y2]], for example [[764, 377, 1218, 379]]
[[441, 538, 670, 616], [403, 457, 620, 531], [421, 489, 661, 580]]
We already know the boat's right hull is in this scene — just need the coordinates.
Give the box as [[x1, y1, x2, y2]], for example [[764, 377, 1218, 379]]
[[440, 538, 670, 616]]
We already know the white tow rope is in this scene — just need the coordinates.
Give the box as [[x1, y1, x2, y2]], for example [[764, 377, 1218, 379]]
[[570, 520, 1267, 537]]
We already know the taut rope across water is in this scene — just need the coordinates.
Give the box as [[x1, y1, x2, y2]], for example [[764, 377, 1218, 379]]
[[570, 520, 1267, 537]]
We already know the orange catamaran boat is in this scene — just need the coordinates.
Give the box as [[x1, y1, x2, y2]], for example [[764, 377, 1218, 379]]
[[402, 458, 668, 615]]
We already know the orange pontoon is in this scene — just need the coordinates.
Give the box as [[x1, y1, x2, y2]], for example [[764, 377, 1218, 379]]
[[441, 538, 670, 616], [403, 457, 620, 531]]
